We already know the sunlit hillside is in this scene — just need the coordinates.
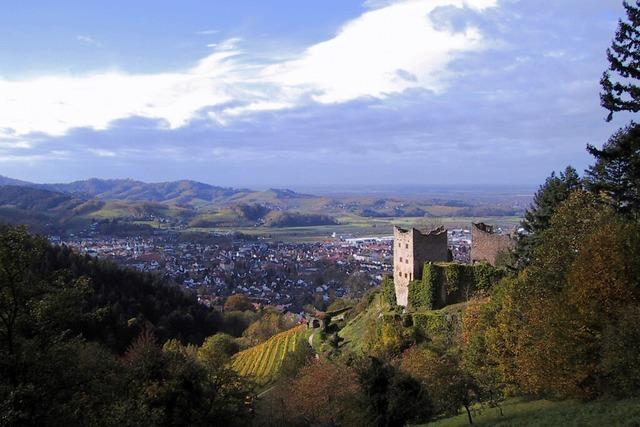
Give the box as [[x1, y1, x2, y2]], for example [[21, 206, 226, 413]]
[[231, 324, 307, 383]]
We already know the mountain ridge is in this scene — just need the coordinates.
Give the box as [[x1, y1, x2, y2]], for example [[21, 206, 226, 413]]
[[0, 175, 312, 206]]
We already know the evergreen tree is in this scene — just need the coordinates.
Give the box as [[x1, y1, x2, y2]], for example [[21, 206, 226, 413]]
[[516, 166, 582, 266], [601, 1, 640, 121], [586, 122, 640, 219]]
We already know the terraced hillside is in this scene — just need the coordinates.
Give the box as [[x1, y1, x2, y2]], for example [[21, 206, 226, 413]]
[[231, 324, 307, 383]]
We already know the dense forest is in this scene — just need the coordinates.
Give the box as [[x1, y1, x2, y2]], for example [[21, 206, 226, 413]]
[[0, 224, 264, 426]]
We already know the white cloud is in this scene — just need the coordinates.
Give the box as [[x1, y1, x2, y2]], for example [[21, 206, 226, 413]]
[[87, 148, 117, 157], [0, 150, 69, 163], [543, 50, 566, 58], [76, 35, 102, 47], [263, 0, 497, 103], [0, 0, 498, 137], [0, 48, 245, 136]]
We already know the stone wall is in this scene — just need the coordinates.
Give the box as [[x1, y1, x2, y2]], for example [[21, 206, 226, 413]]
[[414, 227, 449, 266], [393, 226, 450, 306], [393, 227, 414, 307], [471, 222, 515, 266]]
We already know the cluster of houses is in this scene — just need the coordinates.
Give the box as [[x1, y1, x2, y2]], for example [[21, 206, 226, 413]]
[[56, 222, 514, 312], [60, 234, 394, 311]]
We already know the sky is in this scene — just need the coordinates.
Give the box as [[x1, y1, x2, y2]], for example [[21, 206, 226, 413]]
[[0, 0, 634, 188]]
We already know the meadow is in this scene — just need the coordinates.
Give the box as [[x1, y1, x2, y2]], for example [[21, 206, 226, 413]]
[[419, 397, 640, 427], [189, 215, 522, 242]]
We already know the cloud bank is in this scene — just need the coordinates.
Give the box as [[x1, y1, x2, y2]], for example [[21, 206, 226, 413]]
[[0, 0, 626, 187], [0, 0, 497, 138]]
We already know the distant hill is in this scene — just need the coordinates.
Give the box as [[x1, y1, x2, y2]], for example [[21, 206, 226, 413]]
[[0, 185, 87, 211], [0, 183, 338, 233], [0, 175, 527, 236], [0, 176, 33, 187], [0, 185, 104, 231], [0, 175, 317, 209], [43, 178, 244, 205], [0, 184, 198, 233]]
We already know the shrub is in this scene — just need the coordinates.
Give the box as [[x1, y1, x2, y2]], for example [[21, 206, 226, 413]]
[[409, 263, 505, 310]]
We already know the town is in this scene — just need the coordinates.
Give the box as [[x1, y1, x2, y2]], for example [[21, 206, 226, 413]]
[[55, 227, 479, 312]]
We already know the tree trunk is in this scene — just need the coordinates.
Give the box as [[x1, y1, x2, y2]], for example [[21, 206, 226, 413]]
[[465, 404, 473, 425]]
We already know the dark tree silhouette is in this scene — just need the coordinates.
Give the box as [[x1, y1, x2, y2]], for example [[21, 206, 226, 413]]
[[601, 1, 640, 121], [587, 122, 640, 219]]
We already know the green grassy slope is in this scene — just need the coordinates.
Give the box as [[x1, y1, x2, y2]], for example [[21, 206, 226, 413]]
[[339, 294, 390, 353], [417, 397, 640, 427], [231, 325, 307, 384]]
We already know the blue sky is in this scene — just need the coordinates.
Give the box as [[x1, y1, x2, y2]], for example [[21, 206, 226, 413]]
[[0, 0, 632, 188]]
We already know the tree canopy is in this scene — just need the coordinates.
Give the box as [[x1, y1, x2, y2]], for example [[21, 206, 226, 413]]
[[516, 166, 582, 266], [587, 122, 640, 219]]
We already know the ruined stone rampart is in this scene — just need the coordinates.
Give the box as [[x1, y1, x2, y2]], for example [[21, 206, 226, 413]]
[[470, 222, 515, 266]]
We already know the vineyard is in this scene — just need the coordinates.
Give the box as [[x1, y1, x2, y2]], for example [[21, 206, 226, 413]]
[[231, 324, 307, 383]]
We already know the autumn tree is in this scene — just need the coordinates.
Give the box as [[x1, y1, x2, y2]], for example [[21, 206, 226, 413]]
[[502, 192, 612, 396], [224, 294, 256, 312], [197, 333, 239, 369], [479, 191, 640, 398], [124, 329, 252, 426], [461, 297, 506, 410], [563, 219, 640, 396], [241, 310, 297, 346], [368, 318, 414, 359], [282, 359, 366, 427], [400, 346, 482, 425]]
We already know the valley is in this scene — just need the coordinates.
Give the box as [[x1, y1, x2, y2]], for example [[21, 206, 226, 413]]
[[0, 175, 529, 241]]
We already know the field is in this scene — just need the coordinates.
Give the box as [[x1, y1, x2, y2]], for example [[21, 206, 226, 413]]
[[188, 215, 522, 242], [417, 397, 640, 427], [231, 325, 307, 383]]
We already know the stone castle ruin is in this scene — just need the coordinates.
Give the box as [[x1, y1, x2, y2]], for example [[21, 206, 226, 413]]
[[470, 222, 515, 266], [392, 223, 515, 307], [393, 226, 449, 307]]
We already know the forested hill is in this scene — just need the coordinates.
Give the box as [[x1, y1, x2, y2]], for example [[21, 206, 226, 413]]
[[3, 225, 219, 352], [46, 178, 244, 204], [0, 185, 104, 232], [0, 185, 91, 211], [0, 175, 315, 207], [0, 175, 529, 224], [0, 224, 255, 425]]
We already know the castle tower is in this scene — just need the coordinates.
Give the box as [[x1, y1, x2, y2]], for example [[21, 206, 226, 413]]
[[393, 226, 449, 307], [470, 222, 516, 266]]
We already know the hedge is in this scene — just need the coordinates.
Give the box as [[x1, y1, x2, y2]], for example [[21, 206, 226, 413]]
[[407, 262, 505, 310], [380, 276, 397, 308], [378, 310, 464, 347], [412, 307, 466, 345]]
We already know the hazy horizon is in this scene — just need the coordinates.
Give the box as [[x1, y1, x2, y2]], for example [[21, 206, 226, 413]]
[[1, 173, 536, 195]]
